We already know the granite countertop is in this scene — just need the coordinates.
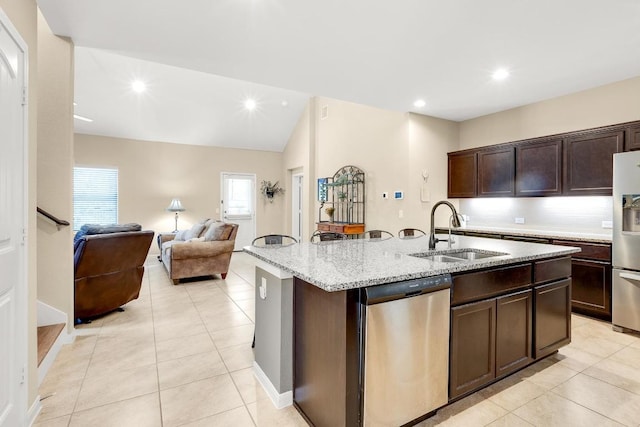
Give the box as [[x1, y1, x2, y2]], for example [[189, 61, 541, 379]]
[[243, 235, 580, 292], [436, 225, 612, 244]]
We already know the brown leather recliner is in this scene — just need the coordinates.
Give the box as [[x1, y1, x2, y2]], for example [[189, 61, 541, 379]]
[[74, 229, 154, 320]]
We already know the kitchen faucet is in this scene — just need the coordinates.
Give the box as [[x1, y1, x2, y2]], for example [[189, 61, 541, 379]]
[[429, 201, 462, 250]]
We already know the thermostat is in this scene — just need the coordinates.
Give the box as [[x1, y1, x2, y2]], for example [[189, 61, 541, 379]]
[[394, 191, 404, 200]]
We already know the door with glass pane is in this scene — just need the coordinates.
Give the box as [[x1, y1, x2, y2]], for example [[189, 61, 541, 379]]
[[221, 173, 255, 250]]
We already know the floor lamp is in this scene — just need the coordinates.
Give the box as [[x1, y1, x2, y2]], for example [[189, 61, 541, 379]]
[[166, 198, 185, 232]]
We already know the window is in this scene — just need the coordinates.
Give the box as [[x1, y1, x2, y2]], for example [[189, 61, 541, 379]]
[[73, 167, 118, 230], [225, 177, 253, 217]]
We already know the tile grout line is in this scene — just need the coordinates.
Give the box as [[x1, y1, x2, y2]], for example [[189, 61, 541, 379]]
[[146, 264, 166, 427]]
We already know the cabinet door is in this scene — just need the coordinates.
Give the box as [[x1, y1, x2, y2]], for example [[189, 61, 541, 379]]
[[515, 138, 562, 196], [448, 152, 477, 198], [563, 129, 624, 195], [534, 279, 571, 359], [626, 124, 640, 151], [496, 290, 533, 377], [450, 299, 496, 399], [478, 147, 515, 197], [571, 259, 611, 320]]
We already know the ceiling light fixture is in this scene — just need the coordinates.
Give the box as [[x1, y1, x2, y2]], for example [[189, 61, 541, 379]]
[[492, 68, 510, 81], [131, 80, 146, 93], [245, 99, 257, 111], [73, 114, 93, 122], [413, 99, 426, 108]]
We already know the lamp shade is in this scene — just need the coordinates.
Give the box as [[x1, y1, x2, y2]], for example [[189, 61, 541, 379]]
[[166, 198, 185, 212]]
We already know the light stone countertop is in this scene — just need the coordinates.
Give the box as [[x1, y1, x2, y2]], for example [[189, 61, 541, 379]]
[[243, 234, 580, 292], [435, 225, 612, 243]]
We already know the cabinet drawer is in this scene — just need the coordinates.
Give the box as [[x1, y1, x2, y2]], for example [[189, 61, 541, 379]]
[[552, 240, 611, 262], [452, 264, 532, 306], [534, 256, 572, 284]]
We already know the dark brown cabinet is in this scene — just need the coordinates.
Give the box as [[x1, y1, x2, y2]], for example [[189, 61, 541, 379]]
[[552, 240, 612, 320], [626, 124, 640, 151], [448, 152, 477, 198], [563, 129, 624, 195], [450, 289, 533, 400], [478, 147, 515, 197], [534, 279, 571, 358], [496, 290, 533, 377], [450, 299, 495, 399], [447, 120, 639, 198], [515, 138, 563, 196], [449, 263, 535, 400]]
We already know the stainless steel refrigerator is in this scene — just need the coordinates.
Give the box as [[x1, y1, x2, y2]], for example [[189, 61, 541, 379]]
[[612, 151, 640, 332]]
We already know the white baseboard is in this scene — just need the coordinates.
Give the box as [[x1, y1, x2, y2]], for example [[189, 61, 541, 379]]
[[37, 300, 67, 327], [253, 362, 292, 409], [27, 395, 42, 427]]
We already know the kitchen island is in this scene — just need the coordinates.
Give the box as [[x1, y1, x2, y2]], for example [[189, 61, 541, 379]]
[[245, 235, 580, 427]]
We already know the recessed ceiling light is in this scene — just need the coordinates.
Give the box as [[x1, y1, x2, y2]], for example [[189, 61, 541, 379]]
[[492, 68, 509, 81], [131, 80, 146, 93], [73, 114, 93, 122], [413, 99, 426, 108], [281, 100, 289, 107], [245, 99, 257, 111]]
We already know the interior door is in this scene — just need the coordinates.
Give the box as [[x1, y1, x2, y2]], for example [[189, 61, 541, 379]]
[[0, 10, 27, 427], [221, 173, 255, 251], [291, 173, 303, 242]]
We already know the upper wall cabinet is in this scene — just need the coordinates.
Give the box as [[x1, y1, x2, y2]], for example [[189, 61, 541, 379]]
[[626, 124, 640, 151], [448, 152, 477, 198], [515, 138, 563, 197], [478, 147, 515, 197], [448, 119, 638, 198], [563, 129, 624, 196]]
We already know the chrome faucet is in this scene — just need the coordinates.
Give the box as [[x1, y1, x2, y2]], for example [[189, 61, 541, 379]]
[[429, 201, 462, 250]]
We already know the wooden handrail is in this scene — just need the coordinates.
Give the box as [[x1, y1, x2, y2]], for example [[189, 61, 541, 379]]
[[37, 207, 70, 227]]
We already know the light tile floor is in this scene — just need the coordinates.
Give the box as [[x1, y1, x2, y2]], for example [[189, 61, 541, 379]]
[[35, 253, 640, 426]]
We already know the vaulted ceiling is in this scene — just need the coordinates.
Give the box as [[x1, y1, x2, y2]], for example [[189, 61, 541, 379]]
[[37, 0, 640, 151]]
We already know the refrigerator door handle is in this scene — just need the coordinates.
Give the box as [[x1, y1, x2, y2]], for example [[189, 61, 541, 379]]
[[619, 272, 640, 282]]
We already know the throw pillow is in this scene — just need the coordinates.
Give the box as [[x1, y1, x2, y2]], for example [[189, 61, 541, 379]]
[[184, 223, 206, 240], [203, 221, 225, 241], [174, 229, 188, 241]]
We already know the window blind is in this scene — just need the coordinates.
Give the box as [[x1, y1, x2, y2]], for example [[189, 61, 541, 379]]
[[73, 167, 118, 230]]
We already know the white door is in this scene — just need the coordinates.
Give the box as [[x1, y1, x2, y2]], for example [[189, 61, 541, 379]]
[[291, 173, 303, 242], [0, 9, 28, 427], [221, 173, 256, 251]]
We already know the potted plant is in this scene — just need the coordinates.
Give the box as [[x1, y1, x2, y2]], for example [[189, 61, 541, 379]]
[[260, 180, 285, 202], [325, 206, 335, 222]]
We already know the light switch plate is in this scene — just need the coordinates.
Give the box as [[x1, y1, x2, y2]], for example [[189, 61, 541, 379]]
[[515, 217, 525, 224], [602, 220, 613, 229]]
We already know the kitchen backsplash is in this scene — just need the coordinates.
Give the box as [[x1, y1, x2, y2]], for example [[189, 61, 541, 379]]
[[459, 196, 613, 234]]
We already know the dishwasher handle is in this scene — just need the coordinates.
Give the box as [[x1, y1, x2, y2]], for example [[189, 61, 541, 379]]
[[362, 274, 452, 305]]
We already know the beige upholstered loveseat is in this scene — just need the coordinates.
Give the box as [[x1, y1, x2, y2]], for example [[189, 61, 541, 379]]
[[159, 219, 238, 284]]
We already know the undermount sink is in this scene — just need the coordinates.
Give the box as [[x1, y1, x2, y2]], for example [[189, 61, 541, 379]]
[[410, 248, 509, 263]]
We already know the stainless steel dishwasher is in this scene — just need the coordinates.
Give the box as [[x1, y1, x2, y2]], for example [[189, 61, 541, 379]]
[[361, 274, 451, 426]]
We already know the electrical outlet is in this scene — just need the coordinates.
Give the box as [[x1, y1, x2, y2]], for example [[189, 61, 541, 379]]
[[515, 217, 525, 224], [398, 210, 404, 219], [259, 277, 267, 299], [602, 220, 613, 229]]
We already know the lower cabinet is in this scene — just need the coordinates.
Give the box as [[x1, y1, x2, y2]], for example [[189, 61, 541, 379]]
[[450, 256, 572, 401], [450, 289, 533, 400], [552, 240, 612, 320], [534, 279, 572, 358], [450, 299, 496, 399]]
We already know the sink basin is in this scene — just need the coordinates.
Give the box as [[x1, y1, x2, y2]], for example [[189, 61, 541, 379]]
[[410, 248, 508, 263], [422, 255, 465, 263]]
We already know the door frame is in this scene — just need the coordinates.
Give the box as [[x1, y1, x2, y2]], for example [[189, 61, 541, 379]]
[[291, 172, 303, 242], [0, 6, 29, 427], [220, 172, 256, 250]]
